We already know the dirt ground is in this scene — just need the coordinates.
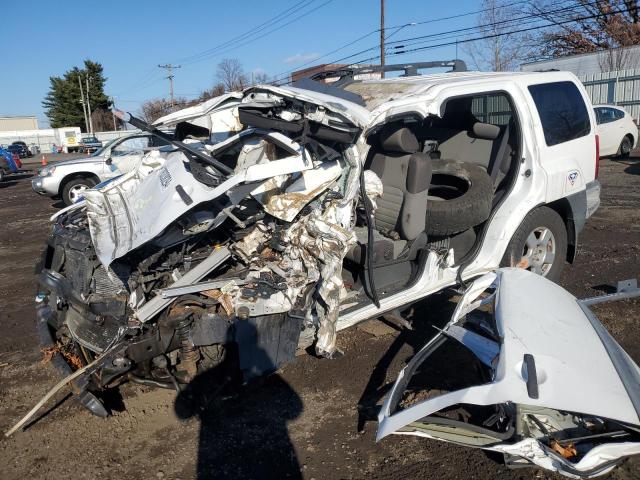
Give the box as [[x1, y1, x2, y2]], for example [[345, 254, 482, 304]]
[[0, 155, 639, 480]]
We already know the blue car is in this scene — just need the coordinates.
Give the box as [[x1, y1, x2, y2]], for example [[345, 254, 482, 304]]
[[0, 147, 21, 182]]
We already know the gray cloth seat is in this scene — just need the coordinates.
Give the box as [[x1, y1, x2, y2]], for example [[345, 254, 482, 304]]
[[369, 126, 432, 241], [422, 97, 515, 188], [345, 126, 431, 266]]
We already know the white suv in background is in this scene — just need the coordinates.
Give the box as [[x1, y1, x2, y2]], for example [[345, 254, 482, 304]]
[[31, 133, 171, 205], [594, 104, 638, 157]]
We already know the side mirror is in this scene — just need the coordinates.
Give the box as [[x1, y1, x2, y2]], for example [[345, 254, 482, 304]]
[[104, 148, 113, 165]]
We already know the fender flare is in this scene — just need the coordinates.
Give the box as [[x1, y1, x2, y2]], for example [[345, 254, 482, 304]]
[[546, 189, 587, 264]]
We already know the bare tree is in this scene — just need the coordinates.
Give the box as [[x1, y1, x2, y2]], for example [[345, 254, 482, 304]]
[[216, 58, 248, 91], [530, 0, 640, 70], [139, 97, 189, 123], [467, 0, 533, 71], [252, 71, 269, 85], [90, 108, 122, 132], [197, 83, 226, 102]]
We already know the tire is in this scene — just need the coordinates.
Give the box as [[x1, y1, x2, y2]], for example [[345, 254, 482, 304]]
[[500, 206, 568, 282], [0, 169, 5, 183], [62, 177, 96, 206], [425, 159, 493, 236], [618, 136, 632, 158]]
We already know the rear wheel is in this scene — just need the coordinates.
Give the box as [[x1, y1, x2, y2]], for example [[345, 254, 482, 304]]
[[500, 206, 567, 282], [618, 136, 632, 158], [62, 177, 96, 206]]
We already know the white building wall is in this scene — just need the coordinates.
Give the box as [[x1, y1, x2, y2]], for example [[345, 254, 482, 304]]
[[521, 45, 640, 75], [0, 116, 39, 132]]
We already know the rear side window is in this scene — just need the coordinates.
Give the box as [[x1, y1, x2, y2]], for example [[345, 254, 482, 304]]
[[528, 81, 591, 146], [471, 92, 513, 126]]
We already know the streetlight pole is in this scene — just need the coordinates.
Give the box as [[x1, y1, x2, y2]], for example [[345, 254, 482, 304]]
[[110, 97, 117, 131], [85, 74, 94, 134], [78, 76, 89, 133], [380, 0, 385, 78]]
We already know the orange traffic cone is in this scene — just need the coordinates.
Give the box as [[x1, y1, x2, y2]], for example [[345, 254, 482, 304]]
[[41, 155, 47, 166]]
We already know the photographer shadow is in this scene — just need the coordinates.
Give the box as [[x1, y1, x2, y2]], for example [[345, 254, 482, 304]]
[[175, 323, 303, 479]]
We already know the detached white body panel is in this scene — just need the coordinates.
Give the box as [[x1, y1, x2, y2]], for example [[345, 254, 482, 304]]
[[378, 268, 640, 478]]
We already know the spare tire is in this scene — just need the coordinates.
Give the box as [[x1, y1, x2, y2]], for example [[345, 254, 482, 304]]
[[425, 159, 493, 236]]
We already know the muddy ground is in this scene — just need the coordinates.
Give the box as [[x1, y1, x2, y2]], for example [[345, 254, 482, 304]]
[[0, 156, 639, 480]]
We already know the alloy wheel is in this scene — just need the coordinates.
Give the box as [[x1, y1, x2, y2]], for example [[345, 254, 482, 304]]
[[516, 226, 556, 276]]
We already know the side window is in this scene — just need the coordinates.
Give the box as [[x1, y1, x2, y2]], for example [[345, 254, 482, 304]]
[[112, 137, 150, 156], [528, 81, 591, 146], [599, 108, 618, 124], [594, 108, 604, 125], [471, 92, 513, 126], [613, 108, 625, 120]]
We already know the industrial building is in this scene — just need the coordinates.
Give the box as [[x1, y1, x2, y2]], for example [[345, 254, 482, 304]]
[[0, 116, 38, 132]]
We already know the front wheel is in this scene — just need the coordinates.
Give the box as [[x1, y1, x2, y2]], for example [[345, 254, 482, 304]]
[[500, 206, 567, 282], [62, 177, 96, 206]]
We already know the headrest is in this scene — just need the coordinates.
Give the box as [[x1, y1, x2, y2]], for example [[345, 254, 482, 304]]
[[472, 122, 501, 140], [379, 127, 419, 153]]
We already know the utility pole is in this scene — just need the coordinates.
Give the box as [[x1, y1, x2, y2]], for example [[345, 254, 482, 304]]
[[78, 76, 89, 133], [158, 64, 181, 106], [380, 0, 385, 79], [85, 74, 94, 134], [110, 97, 117, 131]]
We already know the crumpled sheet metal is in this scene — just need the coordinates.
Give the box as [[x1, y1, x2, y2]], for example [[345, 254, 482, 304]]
[[231, 196, 356, 355], [85, 134, 310, 267], [282, 199, 356, 355], [363, 169, 383, 211], [251, 160, 343, 222]]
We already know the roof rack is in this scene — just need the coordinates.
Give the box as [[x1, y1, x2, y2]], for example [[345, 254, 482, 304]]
[[309, 60, 467, 83]]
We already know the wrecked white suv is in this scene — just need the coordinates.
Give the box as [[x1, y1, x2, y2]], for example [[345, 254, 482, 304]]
[[34, 70, 600, 419]]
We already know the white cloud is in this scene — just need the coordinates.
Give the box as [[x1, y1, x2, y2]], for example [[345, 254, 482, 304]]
[[283, 52, 321, 65]]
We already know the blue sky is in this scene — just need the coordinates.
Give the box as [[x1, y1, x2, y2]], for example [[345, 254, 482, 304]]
[[1, 0, 480, 127]]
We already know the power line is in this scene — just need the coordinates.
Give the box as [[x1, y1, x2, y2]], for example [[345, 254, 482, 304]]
[[112, 0, 322, 99], [269, 0, 604, 84], [180, 0, 335, 67], [349, 3, 635, 68], [173, 1, 316, 65], [267, 0, 558, 85]]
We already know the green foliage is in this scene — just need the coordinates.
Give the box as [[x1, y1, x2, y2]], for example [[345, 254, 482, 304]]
[[42, 60, 111, 130]]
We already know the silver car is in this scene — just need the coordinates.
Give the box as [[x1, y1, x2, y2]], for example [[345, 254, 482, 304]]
[[31, 133, 170, 206]]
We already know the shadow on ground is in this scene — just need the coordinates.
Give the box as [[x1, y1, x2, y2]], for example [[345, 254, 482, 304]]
[[175, 328, 303, 479]]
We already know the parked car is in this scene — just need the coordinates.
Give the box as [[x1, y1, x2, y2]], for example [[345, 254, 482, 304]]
[[7, 143, 29, 159], [0, 147, 22, 182], [12, 140, 33, 158], [33, 68, 602, 426], [31, 133, 172, 205], [29, 144, 41, 155], [378, 268, 640, 478], [594, 104, 638, 157], [79, 136, 103, 153]]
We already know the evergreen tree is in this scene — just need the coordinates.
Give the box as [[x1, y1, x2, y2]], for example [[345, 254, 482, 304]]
[[42, 60, 111, 130]]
